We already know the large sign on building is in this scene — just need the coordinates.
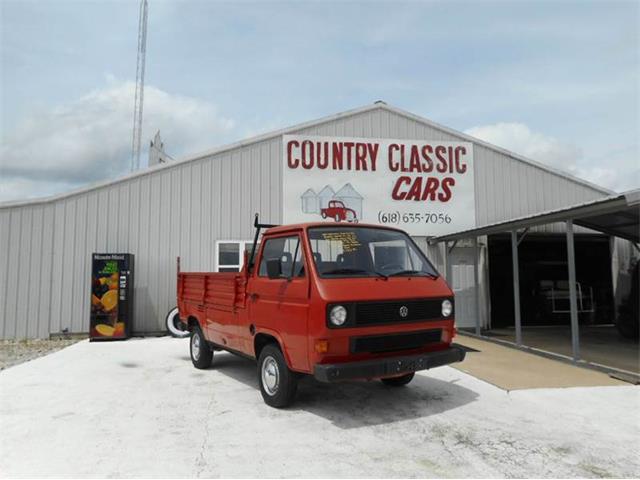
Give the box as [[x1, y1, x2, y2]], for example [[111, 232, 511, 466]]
[[282, 135, 476, 236]]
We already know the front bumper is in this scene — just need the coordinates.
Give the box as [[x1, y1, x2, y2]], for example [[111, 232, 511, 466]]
[[313, 344, 466, 383]]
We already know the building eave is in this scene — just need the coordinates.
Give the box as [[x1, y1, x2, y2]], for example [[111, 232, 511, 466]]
[[1, 101, 614, 209], [429, 188, 640, 243], [0, 103, 384, 209]]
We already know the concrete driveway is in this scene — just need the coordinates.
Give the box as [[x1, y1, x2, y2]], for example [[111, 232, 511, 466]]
[[1, 337, 638, 478]]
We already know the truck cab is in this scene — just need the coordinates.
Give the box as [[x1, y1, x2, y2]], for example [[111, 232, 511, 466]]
[[178, 219, 465, 407]]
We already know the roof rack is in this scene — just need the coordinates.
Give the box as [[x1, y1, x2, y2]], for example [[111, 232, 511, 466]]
[[248, 213, 279, 272]]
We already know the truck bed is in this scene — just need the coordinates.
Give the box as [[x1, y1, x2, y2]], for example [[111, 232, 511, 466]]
[[178, 271, 247, 313]]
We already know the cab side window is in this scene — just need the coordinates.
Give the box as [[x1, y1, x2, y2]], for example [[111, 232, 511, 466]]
[[259, 236, 305, 278]]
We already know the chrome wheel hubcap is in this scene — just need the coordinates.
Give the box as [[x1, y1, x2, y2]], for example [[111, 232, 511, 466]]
[[261, 356, 279, 396], [191, 332, 201, 361]]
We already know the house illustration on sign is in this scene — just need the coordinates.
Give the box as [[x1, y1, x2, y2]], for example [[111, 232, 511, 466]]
[[334, 183, 363, 219], [317, 185, 336, 211], [301, 188, 319, 213]]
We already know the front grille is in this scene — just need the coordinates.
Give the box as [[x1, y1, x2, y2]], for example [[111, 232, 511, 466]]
[[354, 298, 450, 326], [350, 329, 442, 354]]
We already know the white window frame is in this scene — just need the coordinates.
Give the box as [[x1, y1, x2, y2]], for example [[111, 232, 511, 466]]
[[215, 240, 256, 272]]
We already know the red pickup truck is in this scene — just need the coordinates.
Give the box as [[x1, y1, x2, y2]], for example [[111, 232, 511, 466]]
[[321, 200, 358, 223], [177, 216, 465, 407]]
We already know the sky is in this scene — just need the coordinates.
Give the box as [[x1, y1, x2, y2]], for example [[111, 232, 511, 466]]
[[1, 0, 638, 203]]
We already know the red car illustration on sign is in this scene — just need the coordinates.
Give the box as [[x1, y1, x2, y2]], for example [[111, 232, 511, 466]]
[[321, 200, 358, 223]]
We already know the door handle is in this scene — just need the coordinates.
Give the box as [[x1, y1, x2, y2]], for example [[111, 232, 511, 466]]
[[249, 293, 259, 302]]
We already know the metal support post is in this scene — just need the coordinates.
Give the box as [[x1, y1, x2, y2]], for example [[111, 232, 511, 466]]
[[566, 220, 580, 361], [444, 241, 452, 284], [473, 237, 481, 335], [511, 230, 522, 345]]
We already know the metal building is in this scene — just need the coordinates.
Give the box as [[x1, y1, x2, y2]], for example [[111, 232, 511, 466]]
[[0, 102, 629, 340]]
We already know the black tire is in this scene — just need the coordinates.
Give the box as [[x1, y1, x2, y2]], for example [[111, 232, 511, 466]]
[[381, 372, 415, 387], [257, 344, 298, 408], [321, 212, 327, 219], [190, 326, 213, 369], [166, 307, 189, 338]]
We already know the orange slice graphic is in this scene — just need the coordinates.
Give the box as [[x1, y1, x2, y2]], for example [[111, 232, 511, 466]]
[[101, 290, 118, 312], [95, 324, 115, 336]]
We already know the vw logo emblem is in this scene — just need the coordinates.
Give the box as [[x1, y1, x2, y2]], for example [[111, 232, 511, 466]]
[[399, 306, 409, 318]]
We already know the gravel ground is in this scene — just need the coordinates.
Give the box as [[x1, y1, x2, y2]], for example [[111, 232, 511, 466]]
[[0, 338, 83, 370], [1, 337, 638, 478]]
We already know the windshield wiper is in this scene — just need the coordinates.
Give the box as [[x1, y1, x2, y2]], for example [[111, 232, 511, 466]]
[[322, 267, 388, 279], [388, 269, 439, 279]]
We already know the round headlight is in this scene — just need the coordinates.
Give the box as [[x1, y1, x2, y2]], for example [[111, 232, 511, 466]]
[[441, 299, 453, 317], [330, 305, 347, 326]]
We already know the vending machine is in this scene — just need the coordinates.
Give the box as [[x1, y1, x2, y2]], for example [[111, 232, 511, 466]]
[[90, 253, 134, 341]]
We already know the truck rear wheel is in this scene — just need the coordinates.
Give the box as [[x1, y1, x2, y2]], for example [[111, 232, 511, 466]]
[[190, 326, 213, 369], [381, 372, 414, 387], [257, 344, 298, 408]]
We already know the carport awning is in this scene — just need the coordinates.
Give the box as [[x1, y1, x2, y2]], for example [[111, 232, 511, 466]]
[[430, 188, 640, 243]]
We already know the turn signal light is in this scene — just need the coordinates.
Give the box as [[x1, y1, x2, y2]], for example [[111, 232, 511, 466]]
[[315, 340, 328, 353]]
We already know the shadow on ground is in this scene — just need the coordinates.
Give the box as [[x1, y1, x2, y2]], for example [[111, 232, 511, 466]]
[[208, 351, 479, 429]]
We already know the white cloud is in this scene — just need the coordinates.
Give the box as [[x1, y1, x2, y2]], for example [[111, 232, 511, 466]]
[[1, 81, 235, 202], [465, 123, 582, 169], [0, 178, 79, 203], [465, 122, 636, 192]]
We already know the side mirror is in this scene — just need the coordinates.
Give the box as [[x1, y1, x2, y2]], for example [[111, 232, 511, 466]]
[[266, 258, 282, 279]]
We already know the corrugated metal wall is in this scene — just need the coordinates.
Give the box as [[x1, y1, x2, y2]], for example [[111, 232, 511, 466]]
[[0, 105, 608, 338]]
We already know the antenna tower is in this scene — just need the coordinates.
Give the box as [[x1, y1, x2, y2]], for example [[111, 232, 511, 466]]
[[131, 0, 148, 171]]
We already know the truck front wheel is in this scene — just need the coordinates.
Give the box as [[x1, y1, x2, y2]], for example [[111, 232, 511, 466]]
[[381, 372, 415, 387], [190, 326, 213, 369], [257, 344, 298, 408]]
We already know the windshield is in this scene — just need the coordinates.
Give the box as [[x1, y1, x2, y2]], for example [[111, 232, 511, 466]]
[[307, 227, 439, 278]]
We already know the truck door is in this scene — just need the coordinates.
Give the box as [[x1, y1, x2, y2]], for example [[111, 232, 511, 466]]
[[247, 234, 310, 371]]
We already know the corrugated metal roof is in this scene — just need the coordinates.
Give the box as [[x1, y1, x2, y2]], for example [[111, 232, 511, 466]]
[[430, 189, 640, 243], [0, 102, 612, 209]]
